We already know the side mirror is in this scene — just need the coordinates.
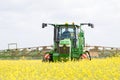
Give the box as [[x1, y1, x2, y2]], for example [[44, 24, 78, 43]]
[[88, 23, 94, 28], [42, 23, 47, 28]]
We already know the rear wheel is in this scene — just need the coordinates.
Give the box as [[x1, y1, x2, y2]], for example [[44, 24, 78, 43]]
[[81, 51, 91, 60]]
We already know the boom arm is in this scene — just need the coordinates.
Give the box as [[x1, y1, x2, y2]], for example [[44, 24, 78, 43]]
[[42, 23, 94, 28], [42, 23, 55, 28], [80, 23, 94, 28]]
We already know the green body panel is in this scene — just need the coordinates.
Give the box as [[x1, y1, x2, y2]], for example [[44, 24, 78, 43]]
[[78, 29, 85, 55], [52, 53, 59, 62], [59, 39, 71, 45], [52, 53, 70, 61]]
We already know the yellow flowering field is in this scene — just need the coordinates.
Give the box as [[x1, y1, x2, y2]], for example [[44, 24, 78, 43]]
[[0, 57, 120, 80]]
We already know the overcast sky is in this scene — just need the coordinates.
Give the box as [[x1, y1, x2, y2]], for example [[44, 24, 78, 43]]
[[0, 0, 120, 49]]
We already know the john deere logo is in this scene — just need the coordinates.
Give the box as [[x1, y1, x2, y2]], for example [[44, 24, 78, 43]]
[[63, 44, 66, 50], [63, 47, 66, 50]]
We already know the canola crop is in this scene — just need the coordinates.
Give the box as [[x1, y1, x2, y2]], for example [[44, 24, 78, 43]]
[[0, 57, 120, 80]]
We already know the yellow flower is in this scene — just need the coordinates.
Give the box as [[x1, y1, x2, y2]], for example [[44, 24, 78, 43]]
[[0, 57, 120, 80]]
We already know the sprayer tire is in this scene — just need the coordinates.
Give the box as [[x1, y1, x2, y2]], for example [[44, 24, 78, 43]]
[[85, 51, 91, 60], [80, 51, 91, 60]]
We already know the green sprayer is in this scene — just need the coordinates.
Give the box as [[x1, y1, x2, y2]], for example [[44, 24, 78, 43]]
[[42, 23, 94, 62]]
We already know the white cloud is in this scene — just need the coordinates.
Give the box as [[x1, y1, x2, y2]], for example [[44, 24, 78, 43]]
[[0, 0, 120, 49]]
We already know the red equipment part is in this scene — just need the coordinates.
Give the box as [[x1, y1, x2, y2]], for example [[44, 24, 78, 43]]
[[81, 54, 88, 59], [44, 54, 50, 60]]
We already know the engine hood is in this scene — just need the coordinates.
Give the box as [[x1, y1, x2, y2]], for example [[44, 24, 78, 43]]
[[59, 39, 71, 46]]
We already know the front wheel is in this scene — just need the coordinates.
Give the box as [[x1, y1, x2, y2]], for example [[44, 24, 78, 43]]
[[81, 51, 91, 60], [42, 53, 53, 62], [42, 53, 50, 62]]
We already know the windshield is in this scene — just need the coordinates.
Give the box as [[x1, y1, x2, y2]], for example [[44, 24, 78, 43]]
[[58, 27, 75, 40]]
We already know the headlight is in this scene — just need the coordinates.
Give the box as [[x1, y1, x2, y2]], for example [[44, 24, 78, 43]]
[[59, 45, 70, 47]]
